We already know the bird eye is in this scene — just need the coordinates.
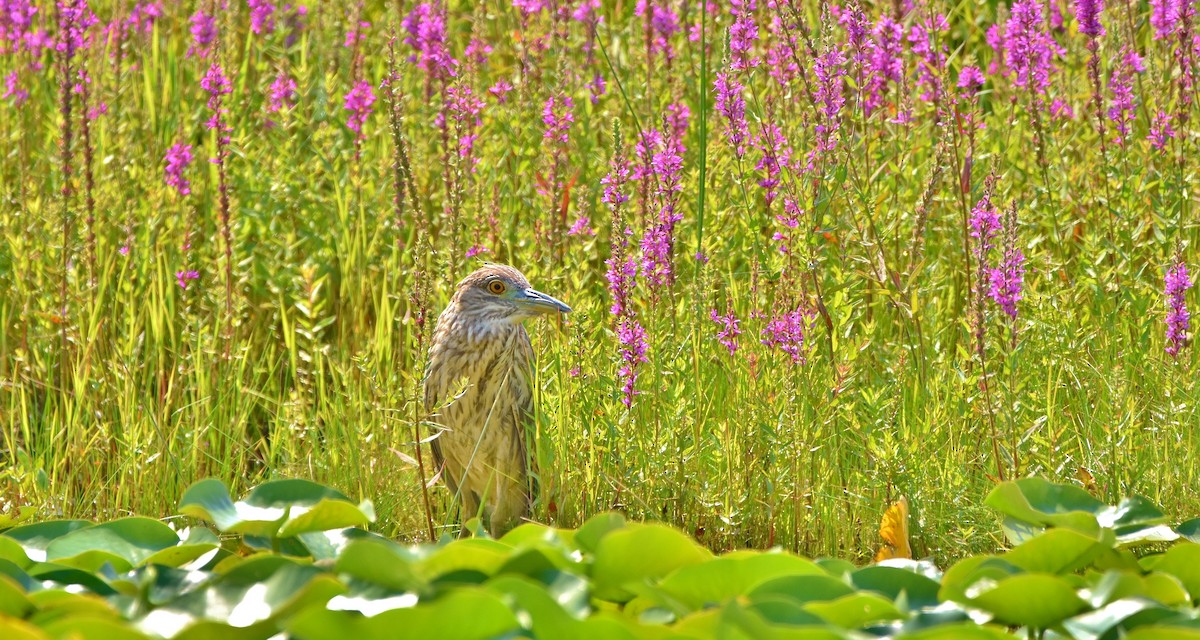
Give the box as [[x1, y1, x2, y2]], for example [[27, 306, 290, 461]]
[[487, 280, 506, 295]]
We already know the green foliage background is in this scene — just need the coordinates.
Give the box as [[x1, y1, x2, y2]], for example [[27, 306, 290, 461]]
[[1, 0, 1198, 562]]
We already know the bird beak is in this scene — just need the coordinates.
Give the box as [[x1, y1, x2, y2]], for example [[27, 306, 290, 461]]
[[516, 288, 571, 315]]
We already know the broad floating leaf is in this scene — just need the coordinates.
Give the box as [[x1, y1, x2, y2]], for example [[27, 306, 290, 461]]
[[179, 479, 374, 541], [985, 478, 1104, 539], [590, 524, 710, 603], [287, 588, 520, 640], [655, 551, 825, 611], [966, 573, 1088, 628]]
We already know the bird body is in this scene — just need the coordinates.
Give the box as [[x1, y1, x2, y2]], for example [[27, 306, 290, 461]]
[[423, 265, 570, 534]]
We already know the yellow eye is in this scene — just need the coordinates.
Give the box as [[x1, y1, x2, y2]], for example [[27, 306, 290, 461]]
[[487, 280, 506, 295]]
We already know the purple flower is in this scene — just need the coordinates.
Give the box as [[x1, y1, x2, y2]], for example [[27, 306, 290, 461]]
[[542, 95, 574, 144], [601, 149, 631, 212], [567, 217, 594, 236], [1, 0, 43, 57], [268, 70, 297, 112], [465, 244, 490, 258], [343, 79, 375, 139], [1074, 0, 1104, 38], [402, 2, 457, 88], [1165, 260, 1192, 357], [728, 4, 759, 70], [116, 2, 163, 39], [188, 10, 217, 58], [512, 0, 546, 14], [752, 123, 790, 208], [1050, 98, 1074, 119], [638, 123, 685, 289], [87, 101, 107, 120], [164, 143, 194, 196], [572, 0, 601, 22], [344, 20, 370, 48], [463, 36, 491, 64], [1107, 47, 1144, 145], [713, 71, 749, 157], [444, 84, 485, 164], [201, 62, 232, 112], [248, 0, 276, 35], [864, 15, 904, 114], [488, 79, 513, 103], [1002, 0, 1063, 95], [808, 44, 846, 171], [710, 308, 742, 355], [616, 317, 649, 406], [606, 251, 637, 316], [1150, 0, 1181, 40], [772, 199, 803, 254], [175, 270, 200, 290], [56, 0, 98, 60], [1148, 111, 1176, 149], [908, 13, 949, 103], [3, 71, 28, 105], [635, 0, 680, 63], [958, 65, 986, 89], [761, 306, 814, 364], [969, 189, 1001, 259], [588, 72, 607, 104], [988, 219, 1026, 320]]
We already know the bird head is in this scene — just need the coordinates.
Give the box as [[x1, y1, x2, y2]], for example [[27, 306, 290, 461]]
[[451, 264, 571, 326]]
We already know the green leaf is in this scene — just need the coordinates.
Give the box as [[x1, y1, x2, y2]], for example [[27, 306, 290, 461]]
[[939, 556, 1020, 603], [590, 523, 711, 602], [1151, 544, 1200, 603], [0, 618, 49, 640], [276, 499, 375, 537], [1176, 519, 1200, 543], [497, 544, 578, 580], [418, 538, 511, 583], [966, 573, 1088, 628], [335, 538, 421, 591], [1061, 598, 1171, 640], [288, 588, 520, 640], [986, 479, 1105, 536], [177, 479, 246, 535], [574, 512, 626, 554], [655, 551, 825, 611], [45, 517, 184, 572], [27, 588, 120, 618], [40, 616, 152, 640], [851, 566, 943, 609], [0, 506, 36, 532], [1087, 570, 1190, 608], [139, 561, 342, 637], [803, 592, 904, 628], [746, 574, 856, 605], [1002, 528, 1109, 574], [180, 479, 370, 540], [0, 535, 32, 568], [3, 520, 94, 562], [895, 623, 1016, 639], [745, 594, 829, 627], [27, 563, 118, 595], [0, 574, 33, 617], [1123, 627, 1200, 640]]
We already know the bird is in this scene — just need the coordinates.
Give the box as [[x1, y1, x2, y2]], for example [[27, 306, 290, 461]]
[[423, 264, 571, 535]]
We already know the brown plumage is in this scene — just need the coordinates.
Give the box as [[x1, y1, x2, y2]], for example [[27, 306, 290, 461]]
[[423, 264, 570, 534]]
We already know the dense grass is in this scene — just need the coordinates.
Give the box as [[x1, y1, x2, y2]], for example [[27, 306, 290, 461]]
[[1, 0, 1197, 563]]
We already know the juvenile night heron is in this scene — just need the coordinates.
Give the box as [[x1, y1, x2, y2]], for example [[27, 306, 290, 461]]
[[423, 264, 571, 534]]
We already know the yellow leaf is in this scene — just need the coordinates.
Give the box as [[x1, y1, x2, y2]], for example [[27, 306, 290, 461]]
[[874, 497, 911, 562]]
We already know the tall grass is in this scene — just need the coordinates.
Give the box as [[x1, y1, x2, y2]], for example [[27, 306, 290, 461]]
[[1, 0, 1197, 562]]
